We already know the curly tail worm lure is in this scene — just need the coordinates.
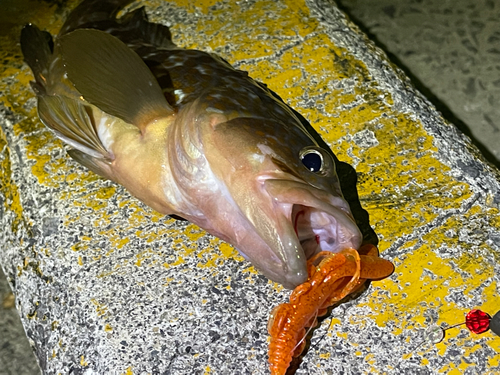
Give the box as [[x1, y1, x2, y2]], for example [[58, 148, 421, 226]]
[[267, 245, 394, 375], [267, 244, 499, 375]]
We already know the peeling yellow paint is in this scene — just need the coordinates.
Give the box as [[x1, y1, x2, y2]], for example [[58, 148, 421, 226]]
[[123, 367, 133, 375], [0, 125, 25, 233], [80, 355, 88, 366], [116, 237, 130, 249], [489, 352, 500, 368], [219, 242, 241, 259], [90, 299, 108, 317], [336, 331, 349, 340]]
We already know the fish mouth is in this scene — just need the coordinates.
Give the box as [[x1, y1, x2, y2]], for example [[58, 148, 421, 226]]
[[264, 179, 362, 288], [291, 201, 362, 259]]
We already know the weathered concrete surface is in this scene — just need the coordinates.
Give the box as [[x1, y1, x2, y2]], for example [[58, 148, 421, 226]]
[[0, 0, 499, 374]]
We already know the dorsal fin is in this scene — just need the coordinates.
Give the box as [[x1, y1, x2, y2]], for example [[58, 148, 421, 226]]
[[121, 6, 175, 49], [59, 0, 135, 36], [59, 29, 173, 131]]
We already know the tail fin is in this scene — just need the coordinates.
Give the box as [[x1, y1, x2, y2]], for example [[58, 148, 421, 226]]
[[20, 24, 53, 95]]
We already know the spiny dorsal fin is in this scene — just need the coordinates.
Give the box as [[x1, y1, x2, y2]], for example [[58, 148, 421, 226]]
[[121, 6, 175, 49], [59, 29, 173, 131], [59, 0, 135, 36]]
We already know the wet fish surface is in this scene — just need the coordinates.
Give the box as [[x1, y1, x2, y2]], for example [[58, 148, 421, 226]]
[[21, 0, 364, 289]]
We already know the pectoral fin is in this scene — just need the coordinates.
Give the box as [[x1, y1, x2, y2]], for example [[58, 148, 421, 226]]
[[38, 94, 109, 159], [67, 149, 115, 181], [38, 94, 115, 180], [59, 29, 173, 131]]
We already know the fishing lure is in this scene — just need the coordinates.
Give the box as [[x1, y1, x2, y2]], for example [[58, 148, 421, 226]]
[[267, 244, 394, 375]]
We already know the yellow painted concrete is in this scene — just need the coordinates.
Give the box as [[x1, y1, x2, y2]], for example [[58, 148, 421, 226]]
[[0, 0, 499, 373]]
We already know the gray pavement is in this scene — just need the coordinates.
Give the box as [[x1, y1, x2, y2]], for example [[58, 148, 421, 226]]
[[337, 0, 500, 167]]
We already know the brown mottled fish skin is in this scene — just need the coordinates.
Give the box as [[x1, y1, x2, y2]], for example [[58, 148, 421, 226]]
[[20, 0, 362, 289]]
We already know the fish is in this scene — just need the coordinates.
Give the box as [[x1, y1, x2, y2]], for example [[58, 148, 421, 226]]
[[20, 0, 365, 289]]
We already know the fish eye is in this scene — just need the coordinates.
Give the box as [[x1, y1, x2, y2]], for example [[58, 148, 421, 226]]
[[299, 148, 324, 173]]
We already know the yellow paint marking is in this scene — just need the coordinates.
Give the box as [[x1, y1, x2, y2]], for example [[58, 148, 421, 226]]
[[90, 299, 108, 317], [219, 242, 242, 259], [80, 355, 88, 366]]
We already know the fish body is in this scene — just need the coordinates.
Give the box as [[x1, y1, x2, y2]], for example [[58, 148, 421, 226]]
[[21, 0, 362, 289]]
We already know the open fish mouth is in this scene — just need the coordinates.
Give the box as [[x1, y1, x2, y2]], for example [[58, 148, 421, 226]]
[[264, 179, 362, 287], [293, 204, 347, 258], [290, 201, 361, 259]]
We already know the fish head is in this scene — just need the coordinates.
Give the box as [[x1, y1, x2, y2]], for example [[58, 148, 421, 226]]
[[203, 115, 362, 289]]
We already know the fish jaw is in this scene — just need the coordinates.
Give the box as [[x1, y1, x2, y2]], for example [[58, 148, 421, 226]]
[[251, 177, 362, 288], [196, 116, 363, 289], [235, 199, 310, 289], [196, 172, 362, 289], [214, 175, 362, 289]]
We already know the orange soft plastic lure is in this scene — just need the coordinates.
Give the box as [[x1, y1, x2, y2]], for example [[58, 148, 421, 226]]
[[267, 245, 395, 375]]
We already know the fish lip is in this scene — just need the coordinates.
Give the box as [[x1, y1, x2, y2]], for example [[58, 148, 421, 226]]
[[264, 178, 362, 285], [274, 206, 309, 288]]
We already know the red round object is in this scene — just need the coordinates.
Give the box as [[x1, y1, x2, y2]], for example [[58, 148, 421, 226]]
[[465, 309, 491, 334]]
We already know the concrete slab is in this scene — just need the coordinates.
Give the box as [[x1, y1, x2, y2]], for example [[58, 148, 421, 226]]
[[0, 0, 499, 374]]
